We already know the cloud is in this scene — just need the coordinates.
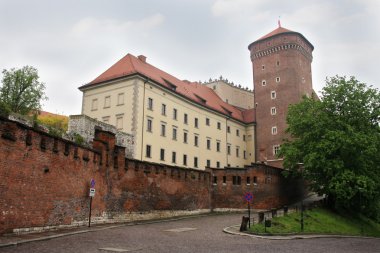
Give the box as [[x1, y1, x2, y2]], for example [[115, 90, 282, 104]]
[[70, 13, 165, 37]]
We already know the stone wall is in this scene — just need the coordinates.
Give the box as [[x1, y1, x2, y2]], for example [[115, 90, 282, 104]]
[[68, 114, 134, 158], [0, 116, 302, 235]]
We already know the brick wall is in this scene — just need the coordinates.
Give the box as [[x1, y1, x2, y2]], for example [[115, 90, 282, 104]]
[[0, 117, 302, 235], [210, 164, 304, 210]]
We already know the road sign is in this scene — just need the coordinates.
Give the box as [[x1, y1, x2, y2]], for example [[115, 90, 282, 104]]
[[90, 179, 95, 188], [89, 188, 95, 197], [244, 192, 253, 202]]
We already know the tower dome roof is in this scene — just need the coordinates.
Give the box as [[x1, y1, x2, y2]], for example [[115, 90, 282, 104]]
[[258, 26, 293, 41], [248, 26, 314, 51]]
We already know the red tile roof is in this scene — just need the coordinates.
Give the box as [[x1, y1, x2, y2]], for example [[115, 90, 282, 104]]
[[257, 26, 293, 41], [248, 26, 314, 50], [80, 54, 255, 124]]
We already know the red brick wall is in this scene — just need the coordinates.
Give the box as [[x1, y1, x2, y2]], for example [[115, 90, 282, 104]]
[[0, 117, 303, 235], [210, 164, 303, 210], [0, 117, 211, 234]]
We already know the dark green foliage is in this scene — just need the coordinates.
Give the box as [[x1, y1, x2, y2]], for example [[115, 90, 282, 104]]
[[0, 66, 47, 115], [280, 76, 380, 220]]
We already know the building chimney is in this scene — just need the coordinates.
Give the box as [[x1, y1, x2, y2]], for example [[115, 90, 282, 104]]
[[138, 55, 147, 63]]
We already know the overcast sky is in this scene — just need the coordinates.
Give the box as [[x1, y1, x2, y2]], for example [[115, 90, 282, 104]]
[[0, 0, 379, 115]]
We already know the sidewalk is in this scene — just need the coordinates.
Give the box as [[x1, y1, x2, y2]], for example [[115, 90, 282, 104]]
[[223, 224, 378, 240]]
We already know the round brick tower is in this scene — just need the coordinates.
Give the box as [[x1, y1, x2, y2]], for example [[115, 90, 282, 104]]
[[248, 25, 314, 168]]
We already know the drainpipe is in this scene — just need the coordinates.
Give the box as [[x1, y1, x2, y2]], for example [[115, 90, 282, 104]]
[[140, 79, 148, 160]]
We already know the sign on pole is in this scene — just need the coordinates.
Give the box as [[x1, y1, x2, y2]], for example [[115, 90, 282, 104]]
[[89, 188, 96, 197], [244, 192, 253, 203]]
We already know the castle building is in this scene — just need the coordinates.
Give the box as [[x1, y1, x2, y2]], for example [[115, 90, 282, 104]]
[[79, 25, 314, 169]]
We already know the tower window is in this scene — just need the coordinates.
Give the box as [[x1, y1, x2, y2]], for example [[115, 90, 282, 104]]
[[271, 107, 277, 115], [272, 126, 278, 135], [262, 65, 265, 70], [271, 91, 276, 99], [273, 145, 280, 155], [262, 80, 266, 86], [276, 60, 280, 66], [276, 77, 280, 83]]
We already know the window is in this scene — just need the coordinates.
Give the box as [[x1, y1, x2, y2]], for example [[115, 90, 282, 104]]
[[271, 107, 277, 115], [161, 104, 166, 116], [273, 145, 280, 155], [236, 129, 240, 136], [148, 98, 153, 110], [262, 65, 265, 70], [172, 128, 177, 140], [217, 122, 221, 130], [173, 108, 177, 120], [262, 80, 266, 86], [244, 150, 247, 159], [146, 145, 151, 158], [243, 135, 246, 141], [207, 160, 211, 167], [91, 99, 98, 111], [216, 141, 221, 152], [194, 135, 199, 146], [276, 77, 280, 83], [207, 139, 211, 150], [117, 93, 124, 105], [104, 96, 111, 108], [216, 161, 220, 168], [227, 126, 230, 133], [213, 176, 217, 184], [102, 116, 110, 123], [116, 115, 123, 130], [253, 176, 257, 184], [206, 118, 210, 126], [236, 146, 240, 157], [223, 176, 227, 184], [272, 126, 277, 135], [247, 177, 251, 185], [160, 149, 165, 161], [183, 132, 188, 143], [161, 123, 166, 136], [233, 176, 241, 185], [183, 154, 187, 166], [172, 152, 176, 164], [227, 144, 231, 155], [194, 157, 198, 168], [184, 113, 188, 124], [147, 118, 152, 132], [271, 91, 276, 99], [276, 60, 280, 66], [194, 117, 198, 128]]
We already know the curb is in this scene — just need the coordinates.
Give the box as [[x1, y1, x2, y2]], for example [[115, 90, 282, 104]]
[[223, 225, 379, 240]]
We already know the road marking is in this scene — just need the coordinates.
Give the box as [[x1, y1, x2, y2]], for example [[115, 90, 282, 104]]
[[98, 248, 131, 252], [163, 227, 197, 233]]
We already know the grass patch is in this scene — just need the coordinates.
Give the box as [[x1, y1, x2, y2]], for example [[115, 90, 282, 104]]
[[249, 207, 380, 237]]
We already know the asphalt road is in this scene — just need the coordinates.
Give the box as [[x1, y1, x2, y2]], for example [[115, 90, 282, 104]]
[[1, 213, 379, 253]]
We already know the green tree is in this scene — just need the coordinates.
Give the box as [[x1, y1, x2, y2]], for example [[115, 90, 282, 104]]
[[0, 66, 47, 115], [280, 76, 380, 219]]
